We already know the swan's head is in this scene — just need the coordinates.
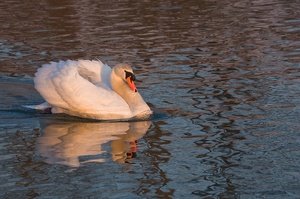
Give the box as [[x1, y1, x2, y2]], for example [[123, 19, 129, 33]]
[[113, 64, 137, 92]]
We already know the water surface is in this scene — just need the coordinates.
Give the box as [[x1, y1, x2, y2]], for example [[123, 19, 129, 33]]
[[1, 0, 300, 198]]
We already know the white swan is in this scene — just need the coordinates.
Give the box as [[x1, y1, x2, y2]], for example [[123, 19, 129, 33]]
[[26, 60, 152, 120]]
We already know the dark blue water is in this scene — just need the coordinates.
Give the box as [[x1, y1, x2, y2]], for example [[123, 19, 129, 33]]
[[1, 0, 300, 198]]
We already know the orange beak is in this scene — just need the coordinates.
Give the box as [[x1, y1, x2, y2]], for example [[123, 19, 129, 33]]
[[126, 77, 137, 92], [126, 141, 137, 159]]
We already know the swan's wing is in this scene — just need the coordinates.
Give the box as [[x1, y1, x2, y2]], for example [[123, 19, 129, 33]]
[[34, 60, 131, 119], [34, 60, 70, 108], [77, 60, 112, 87]]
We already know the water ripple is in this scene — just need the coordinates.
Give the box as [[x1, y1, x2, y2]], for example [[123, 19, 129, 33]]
[[1, 0, 300, 198]]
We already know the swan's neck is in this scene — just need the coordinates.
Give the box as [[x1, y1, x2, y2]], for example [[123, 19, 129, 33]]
[[110, 71, 149, 115]]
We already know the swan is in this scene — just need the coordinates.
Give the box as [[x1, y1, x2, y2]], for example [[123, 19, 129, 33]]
[[25, 60, 152, 120]]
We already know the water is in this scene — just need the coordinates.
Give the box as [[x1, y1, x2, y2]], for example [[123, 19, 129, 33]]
[[1, 0, 300, 198]]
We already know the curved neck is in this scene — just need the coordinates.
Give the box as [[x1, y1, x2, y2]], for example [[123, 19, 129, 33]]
[[110, 70, 149, 115]]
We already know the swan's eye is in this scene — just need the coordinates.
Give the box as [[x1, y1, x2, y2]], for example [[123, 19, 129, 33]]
[[125, 70, 136, 82]]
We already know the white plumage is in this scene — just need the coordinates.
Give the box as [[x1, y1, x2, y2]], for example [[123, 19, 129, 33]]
[[26, 60, 152, 120]]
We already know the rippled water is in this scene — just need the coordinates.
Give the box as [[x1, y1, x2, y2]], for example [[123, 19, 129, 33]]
[[1, 0, 300, 198]]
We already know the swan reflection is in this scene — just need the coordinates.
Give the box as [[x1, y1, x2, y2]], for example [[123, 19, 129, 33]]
[[36, 120, 152, 167]]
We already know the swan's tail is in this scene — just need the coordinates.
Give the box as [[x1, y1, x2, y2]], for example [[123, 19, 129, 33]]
[[23, 102, 52, 110]]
